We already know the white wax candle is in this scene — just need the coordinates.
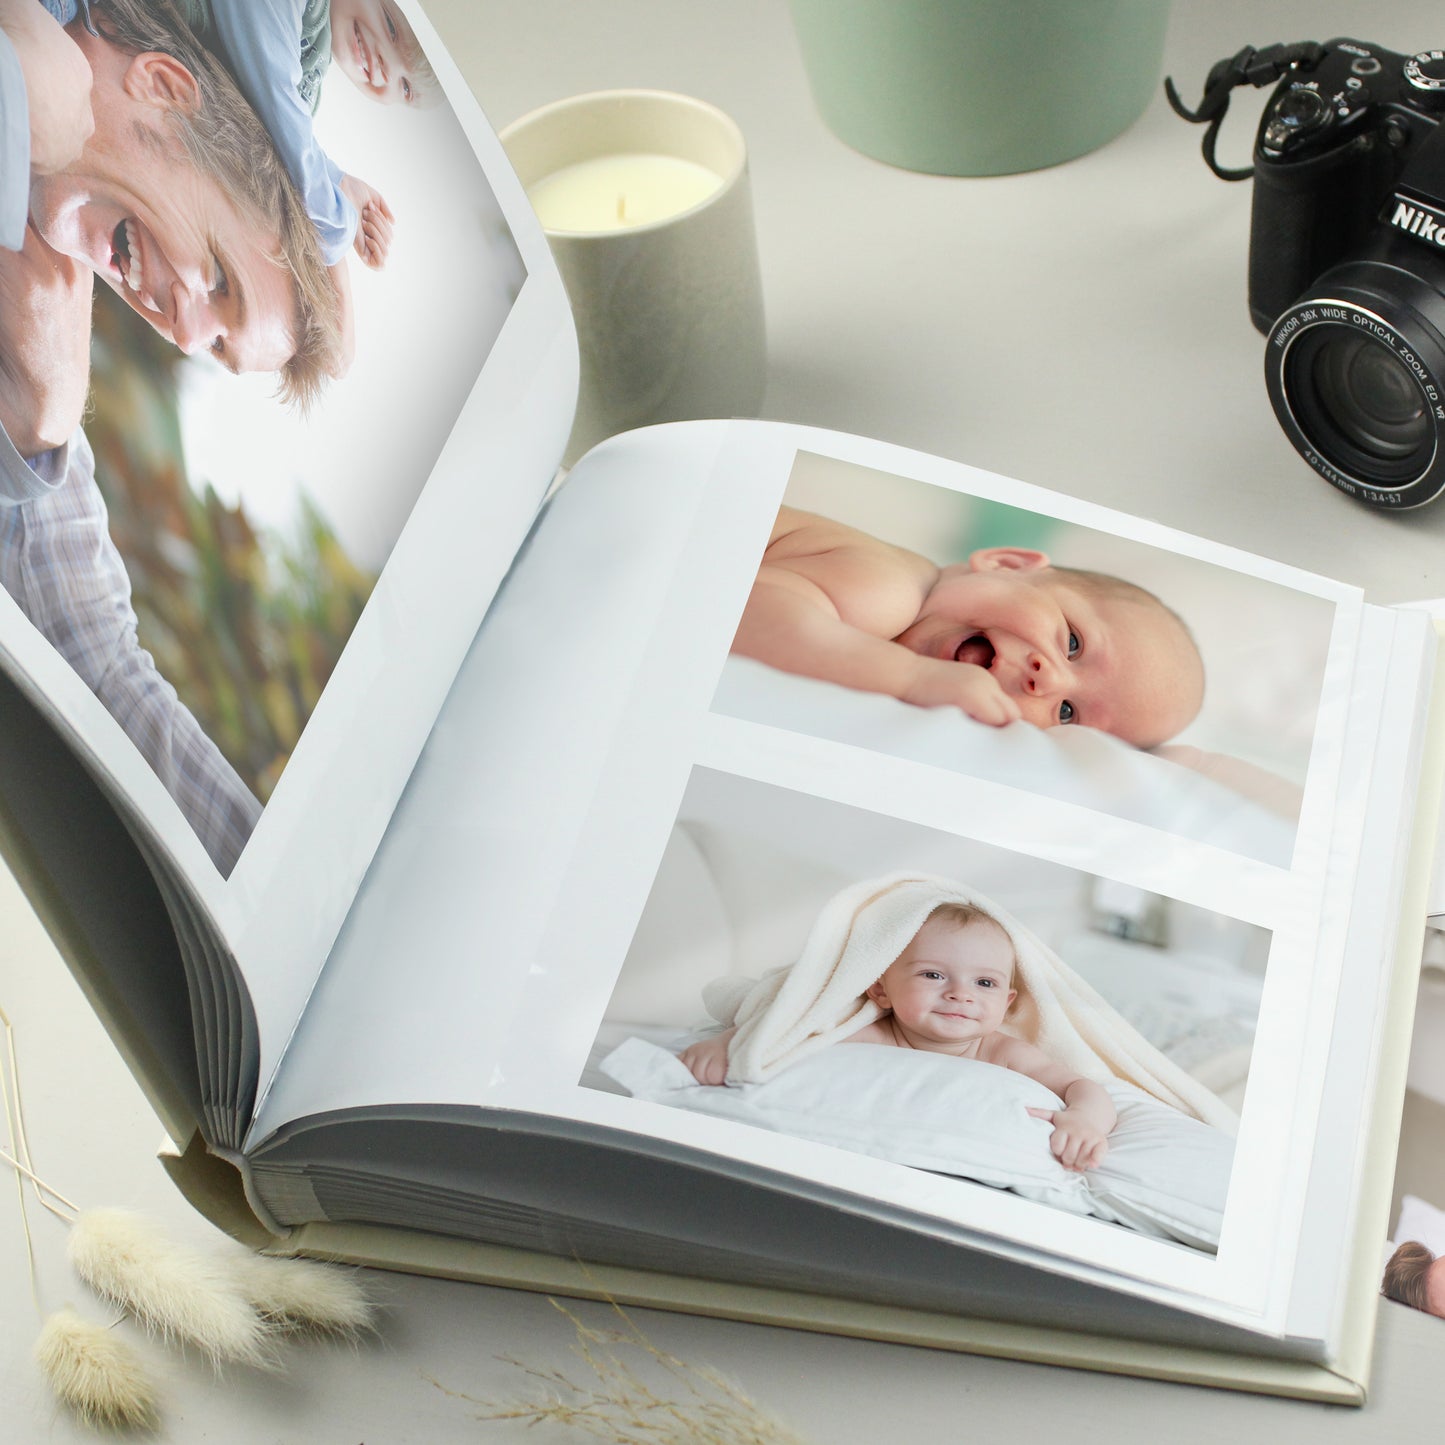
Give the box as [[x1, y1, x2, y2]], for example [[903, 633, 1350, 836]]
[[527, 153, 724, 233]]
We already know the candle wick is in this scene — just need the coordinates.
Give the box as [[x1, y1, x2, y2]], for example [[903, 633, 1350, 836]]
[[617, 193, 626, 222]]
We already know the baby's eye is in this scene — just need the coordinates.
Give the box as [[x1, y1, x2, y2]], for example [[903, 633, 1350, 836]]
[[210, 257, 229, 299], [976, 977, 996, 988], [1066, 629, 1080, 658], [402, 76, 413, 102], [922, 970, 945, 981], [1059, 700, 1076, 725], [384, 9, 398, 40], [209, 335, 226, 359]]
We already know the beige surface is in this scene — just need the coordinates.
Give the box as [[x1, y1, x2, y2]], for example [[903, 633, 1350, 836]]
[[437, 0, 1445, 601], [6, 0, 1445, 1440]]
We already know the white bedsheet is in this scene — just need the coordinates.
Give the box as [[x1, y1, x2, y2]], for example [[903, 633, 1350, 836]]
[[713, 658, 1296, 867], [601, 1037, 1232, 1251]]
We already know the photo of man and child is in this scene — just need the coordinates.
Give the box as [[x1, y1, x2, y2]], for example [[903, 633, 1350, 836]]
[[0, 0, 521, 877], [586, 769, 1263, 1255], [715, 452, 1337, 867]]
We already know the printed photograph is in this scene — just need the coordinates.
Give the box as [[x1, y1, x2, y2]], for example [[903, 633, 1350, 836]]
[[583, 768, 1270, 1255], [1386, 930, 1445, 1321], [713, 451, 1337, 868], [0, 0, 524, 876]]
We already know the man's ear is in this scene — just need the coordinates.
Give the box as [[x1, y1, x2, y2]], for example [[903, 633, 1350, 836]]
[[968, 547, 1051, 573], [123, 52, 201, 115]]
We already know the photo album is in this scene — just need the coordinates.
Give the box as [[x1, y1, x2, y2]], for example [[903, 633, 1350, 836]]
[[2, 0, 1443, 1406]]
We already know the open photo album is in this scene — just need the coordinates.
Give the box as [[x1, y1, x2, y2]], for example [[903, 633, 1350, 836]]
[[1, 0, 1443, 1406]]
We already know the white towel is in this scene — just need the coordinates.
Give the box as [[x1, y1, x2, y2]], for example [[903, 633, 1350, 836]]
[[703, 872, 1238, 1133]]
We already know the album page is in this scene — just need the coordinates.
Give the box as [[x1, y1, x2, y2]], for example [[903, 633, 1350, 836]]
[[0, 0, 578, 1102], [248, 418, 1437, 1340]]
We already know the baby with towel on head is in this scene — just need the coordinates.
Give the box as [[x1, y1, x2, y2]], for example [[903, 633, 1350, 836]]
[[681, 874, 1236, 1173]]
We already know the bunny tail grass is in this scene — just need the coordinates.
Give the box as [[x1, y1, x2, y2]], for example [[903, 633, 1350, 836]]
[[229, 1254, 374, 1336], [35, 1309, 159, 1431], [68, 1210, 274, 1369]]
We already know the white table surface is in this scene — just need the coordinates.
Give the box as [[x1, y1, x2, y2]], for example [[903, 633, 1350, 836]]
[[6, 1, 1445, 1440]]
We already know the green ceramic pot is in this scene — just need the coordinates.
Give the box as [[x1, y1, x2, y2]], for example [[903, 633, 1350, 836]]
[[787, 0, 1172, 175]]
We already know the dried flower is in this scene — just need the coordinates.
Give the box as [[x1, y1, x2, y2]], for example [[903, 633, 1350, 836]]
[[229, 1253, 374, 1337], [432, 1300, 808, 1444], [68, 1211, 274, 1369], [34, 1308, 160, 1431]]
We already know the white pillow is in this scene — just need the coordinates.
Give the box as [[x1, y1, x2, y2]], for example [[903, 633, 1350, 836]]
[[600, 1038, 1231, 1250], [1087, 1084, 1234, 1251], [1394, 1195, 1445, 1256]]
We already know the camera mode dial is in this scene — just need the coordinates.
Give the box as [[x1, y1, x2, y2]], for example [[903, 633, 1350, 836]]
[[1404, 50, 1445, 106], [1262, 85, 1332, 154]]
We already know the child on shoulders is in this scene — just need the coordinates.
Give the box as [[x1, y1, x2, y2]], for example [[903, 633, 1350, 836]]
[[191, 0, 436, 272]]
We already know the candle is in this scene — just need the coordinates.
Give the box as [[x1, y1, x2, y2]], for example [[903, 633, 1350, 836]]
[[528, 154, 725, 234], [502, 91, 766, 466]]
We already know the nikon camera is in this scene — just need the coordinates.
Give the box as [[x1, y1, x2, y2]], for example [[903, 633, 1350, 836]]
[[1186, 40, 1445, 508]]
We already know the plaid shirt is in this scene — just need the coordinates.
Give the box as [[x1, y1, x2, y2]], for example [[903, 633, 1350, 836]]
[[0, 429, 260, 876]]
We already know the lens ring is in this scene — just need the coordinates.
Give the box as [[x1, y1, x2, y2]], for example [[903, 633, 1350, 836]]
[[1266, 296, 1445, 507]]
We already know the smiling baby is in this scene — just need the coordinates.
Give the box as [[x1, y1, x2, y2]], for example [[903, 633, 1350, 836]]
[[682, 902, 1119, 1172], [732, 506, 1204, 748]]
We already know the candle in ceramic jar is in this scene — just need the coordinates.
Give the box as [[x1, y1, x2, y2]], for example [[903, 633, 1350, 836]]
[[527, 154, 724, 233], [501, 89, 765, 465]]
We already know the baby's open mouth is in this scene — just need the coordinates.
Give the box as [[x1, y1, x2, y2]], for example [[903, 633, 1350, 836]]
[[954, 634, 996, 668]]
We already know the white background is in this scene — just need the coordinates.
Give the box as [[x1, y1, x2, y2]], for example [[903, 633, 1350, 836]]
[[180, 56, 525, 572]]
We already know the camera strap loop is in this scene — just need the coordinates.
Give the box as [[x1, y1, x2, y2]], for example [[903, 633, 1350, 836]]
[[1165, 42, 1328, 181]]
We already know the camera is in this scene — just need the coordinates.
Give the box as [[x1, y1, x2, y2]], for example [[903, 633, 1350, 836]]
[[1172, 39, 1445, 508]]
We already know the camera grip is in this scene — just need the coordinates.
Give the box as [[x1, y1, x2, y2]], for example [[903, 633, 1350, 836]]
[[1247, 142, 1394, 331]]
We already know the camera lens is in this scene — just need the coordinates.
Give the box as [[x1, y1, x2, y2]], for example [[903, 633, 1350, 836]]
[[1305, 332, 1430, 461], [1265, 267, 1445, 507]]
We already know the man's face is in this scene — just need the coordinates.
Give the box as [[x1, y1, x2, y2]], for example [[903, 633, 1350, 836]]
[[866, 919, 1017, 1052], [29, 48, 295, 376], [330, 0, 427, 105], [893, 548, 1205, 748]]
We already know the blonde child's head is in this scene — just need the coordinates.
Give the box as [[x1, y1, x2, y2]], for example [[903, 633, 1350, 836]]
[[894, 547, 1205, 749], [864, 904, 1021, 1051], [330, 0, 439, 108]]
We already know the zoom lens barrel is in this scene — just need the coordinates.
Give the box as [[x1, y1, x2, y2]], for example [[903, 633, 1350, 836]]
[[1265, 264, 1445, 507]]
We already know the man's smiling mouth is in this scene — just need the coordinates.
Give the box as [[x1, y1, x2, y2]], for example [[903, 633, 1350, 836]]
[[954, 634, 996, 668], [109, 220, 146, 298]]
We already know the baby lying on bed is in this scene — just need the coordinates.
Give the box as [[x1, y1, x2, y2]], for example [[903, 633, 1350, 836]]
[[682, 900, 1119, 1172], [733, 507, 1204, 749]]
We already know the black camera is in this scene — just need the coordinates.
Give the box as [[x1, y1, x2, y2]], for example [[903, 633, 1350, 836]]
[[1171, 40, 1445, 508]]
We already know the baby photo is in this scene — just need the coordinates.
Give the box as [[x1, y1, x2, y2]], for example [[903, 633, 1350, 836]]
[[712, 452, 1338, 868], [2, 1, 523, 876], [584, 768, 1270, 1255]]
